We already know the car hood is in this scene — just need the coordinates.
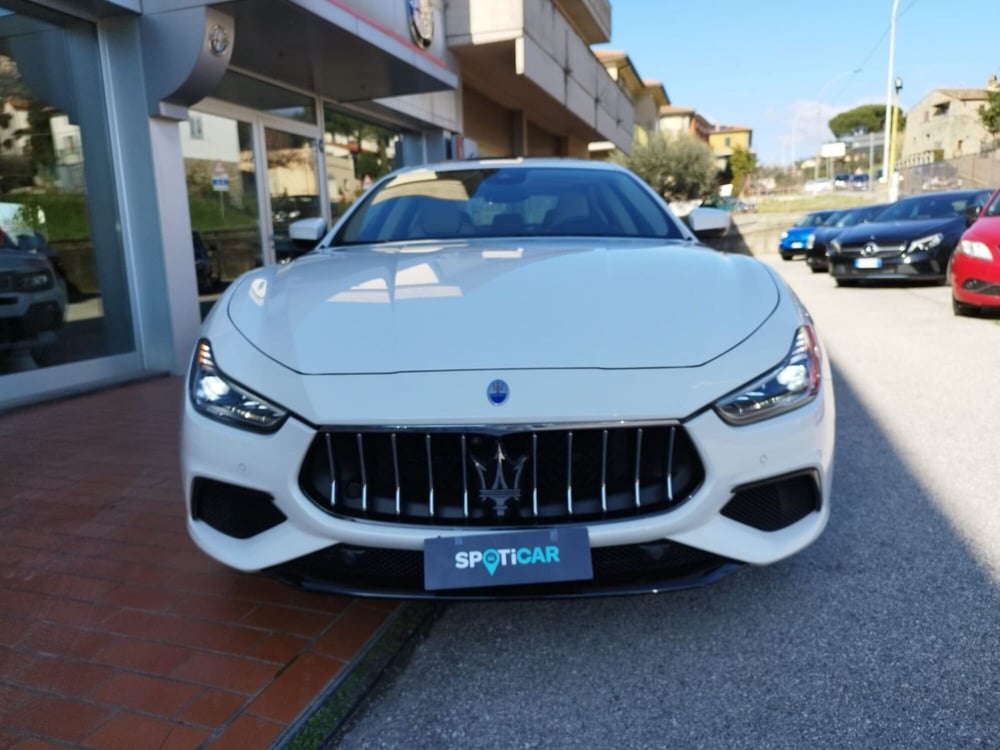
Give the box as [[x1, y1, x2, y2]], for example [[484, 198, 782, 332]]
[[783, 226, 816, 239], [963, 215, 1000, 243], [834, 216, 964, 246], [812, 225, 845, 242], [225, 239, 781, 375], [0, 248, 52, 271]]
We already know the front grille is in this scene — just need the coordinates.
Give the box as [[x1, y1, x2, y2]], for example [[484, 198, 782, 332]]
[[0, 273, 12, 292], [721, 470, 820, 531], [268, 540, 737, 598], [838, 243, 904, 259], [299, 425, 704, 526]]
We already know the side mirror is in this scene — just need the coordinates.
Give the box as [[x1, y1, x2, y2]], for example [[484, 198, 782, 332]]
[[685, 207, 731, 239], [288, 217, 328, 249]]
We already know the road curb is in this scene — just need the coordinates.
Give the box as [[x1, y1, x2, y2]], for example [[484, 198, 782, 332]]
[[274, 601, 441, 749]]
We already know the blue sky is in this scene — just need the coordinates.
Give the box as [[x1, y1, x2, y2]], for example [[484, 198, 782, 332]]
[[595, 0, 997, 165]]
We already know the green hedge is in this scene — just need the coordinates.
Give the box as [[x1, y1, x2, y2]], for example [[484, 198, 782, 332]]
[[1, 193, 91, 242]]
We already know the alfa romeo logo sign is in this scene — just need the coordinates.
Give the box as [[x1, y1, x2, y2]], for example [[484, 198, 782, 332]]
[[408, 0, 433, 49]]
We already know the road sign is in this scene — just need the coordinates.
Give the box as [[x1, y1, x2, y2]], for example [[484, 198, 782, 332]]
[[211, 161, 230, 192]]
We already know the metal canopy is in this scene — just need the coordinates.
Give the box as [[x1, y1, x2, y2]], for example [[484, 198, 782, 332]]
[[217, 0, 457, 103]]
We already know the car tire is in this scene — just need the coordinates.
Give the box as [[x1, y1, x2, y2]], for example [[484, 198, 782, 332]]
[[834, 278, 858, 287], [780, 254, 793, 262], [809, 263, 827, 274], [952, 296, 978, 317]]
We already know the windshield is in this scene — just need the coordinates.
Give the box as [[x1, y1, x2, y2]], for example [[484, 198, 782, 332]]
[[795, 211, 832, 228], [982, 191, 1000, 218], [333, 166, 687, 245], [876, 192, 985, 221], [821, 211, 848, 228]]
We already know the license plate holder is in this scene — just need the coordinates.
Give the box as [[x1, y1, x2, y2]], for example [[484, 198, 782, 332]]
[[424, 527, 593, 591]]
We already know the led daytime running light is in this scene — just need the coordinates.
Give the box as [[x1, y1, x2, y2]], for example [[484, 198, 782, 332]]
[[714, 326, 822, 426], [189, 340, 287, 432]]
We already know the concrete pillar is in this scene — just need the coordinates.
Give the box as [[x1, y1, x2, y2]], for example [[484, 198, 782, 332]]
[[511, 110, 528, 156]]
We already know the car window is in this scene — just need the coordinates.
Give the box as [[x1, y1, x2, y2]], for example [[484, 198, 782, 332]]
[[983, 192, 1000, 218], [822, 211, 847, 227], [795, 211, 831, 227], [335, 166, 687, 245], [876, 193, 977, 221]]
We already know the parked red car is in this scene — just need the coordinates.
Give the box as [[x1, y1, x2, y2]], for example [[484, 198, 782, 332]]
[[951, 186, 1000, 316]]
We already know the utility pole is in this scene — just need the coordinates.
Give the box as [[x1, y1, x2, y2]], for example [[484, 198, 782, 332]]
[[882, 0, 901, 199]]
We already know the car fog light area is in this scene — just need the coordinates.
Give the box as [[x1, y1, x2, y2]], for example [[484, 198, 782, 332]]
[[714, 326, 821, 425], [189, 339, 288, 432]]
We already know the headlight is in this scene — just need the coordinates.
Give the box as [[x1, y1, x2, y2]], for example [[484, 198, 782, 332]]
[[957, 239, 993, 261], [906, 233, 943, 253], [780, 231, 789, 240], [16, 270, 54, 291], [714, 326, 822, 426], [829, 239, 841, 254], [189, 339, 288, 432], [805, 233, 815, 249]]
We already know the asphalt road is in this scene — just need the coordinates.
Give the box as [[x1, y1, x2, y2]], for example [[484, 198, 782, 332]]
[[332, 256, 1000, 750]]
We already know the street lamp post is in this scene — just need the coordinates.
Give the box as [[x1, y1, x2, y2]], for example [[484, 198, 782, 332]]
[[888, 77, 903, 201], [882, 0, 901, 196]]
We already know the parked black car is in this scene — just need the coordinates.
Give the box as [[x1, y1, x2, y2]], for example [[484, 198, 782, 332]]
[[827, 189, 992, 286], [192, 231, 222, 294], [806, 202, 890, 273]]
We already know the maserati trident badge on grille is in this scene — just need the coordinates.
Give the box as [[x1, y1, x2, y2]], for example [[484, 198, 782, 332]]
[[487, 379, 509, 405], [472, 441, 527, 507]]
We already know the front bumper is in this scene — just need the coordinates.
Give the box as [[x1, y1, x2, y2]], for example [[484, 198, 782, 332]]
[[828, 251, 947, 281], [951, 257, 1000, 307], [182, 372, 835, 598]]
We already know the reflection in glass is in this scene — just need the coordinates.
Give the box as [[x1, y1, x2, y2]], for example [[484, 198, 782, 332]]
[[0, 8, 133, 375], [213, 70, 315, 124], [323, 105, 403, 217], [183, 112, 261, 316], [266, 128, 320, 263]]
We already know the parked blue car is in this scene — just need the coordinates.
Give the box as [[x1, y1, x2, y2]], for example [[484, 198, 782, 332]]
[[779, 210, 837, 260]]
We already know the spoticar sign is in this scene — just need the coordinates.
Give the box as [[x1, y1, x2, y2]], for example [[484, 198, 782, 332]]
[[424, 527, 593, 591]]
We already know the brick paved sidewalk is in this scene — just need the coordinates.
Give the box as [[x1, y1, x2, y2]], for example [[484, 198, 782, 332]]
[[0, 376, 402, 749]]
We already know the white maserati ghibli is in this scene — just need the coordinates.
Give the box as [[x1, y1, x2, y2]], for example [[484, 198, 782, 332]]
[[181, 159, 835, 598]]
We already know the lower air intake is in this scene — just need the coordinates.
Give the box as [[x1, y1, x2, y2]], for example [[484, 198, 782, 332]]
[[721, 470, 820, 531]]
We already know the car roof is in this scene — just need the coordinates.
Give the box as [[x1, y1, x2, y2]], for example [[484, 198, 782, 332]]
[[897, 188, 987, 201], [386, 158, 630, 176]]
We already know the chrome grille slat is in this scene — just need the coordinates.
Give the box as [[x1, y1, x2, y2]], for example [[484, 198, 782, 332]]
[[634, 427, 643, 508], [356, 433, 367, 511], [601, 429, 608, 513], [667, 426, 675, 502], [302, 424, 703, 526], [425, 434, 434, 517], [532, 433, 538, 517], [325, 433, 336, 508], [461, 434, 469, 519], [391, 432, 400, 516], [566, 431, 573, 516]]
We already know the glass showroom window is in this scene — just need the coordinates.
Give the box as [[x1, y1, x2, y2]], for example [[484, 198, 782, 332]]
[[0, 7, 133, 381], [323, 104, 404, 215]]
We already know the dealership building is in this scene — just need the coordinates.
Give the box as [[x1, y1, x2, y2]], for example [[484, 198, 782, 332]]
[[0, 0, 631, 409]]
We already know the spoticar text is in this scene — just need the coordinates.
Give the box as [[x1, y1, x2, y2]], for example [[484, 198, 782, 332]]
[[455, 546, 561, 575]]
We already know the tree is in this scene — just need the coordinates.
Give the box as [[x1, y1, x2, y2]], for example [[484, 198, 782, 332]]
[[978, 89, 1000, 148], [616, 133, 716, 201], [728, 145, 757, 196], [828, 104, 905, 139]]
